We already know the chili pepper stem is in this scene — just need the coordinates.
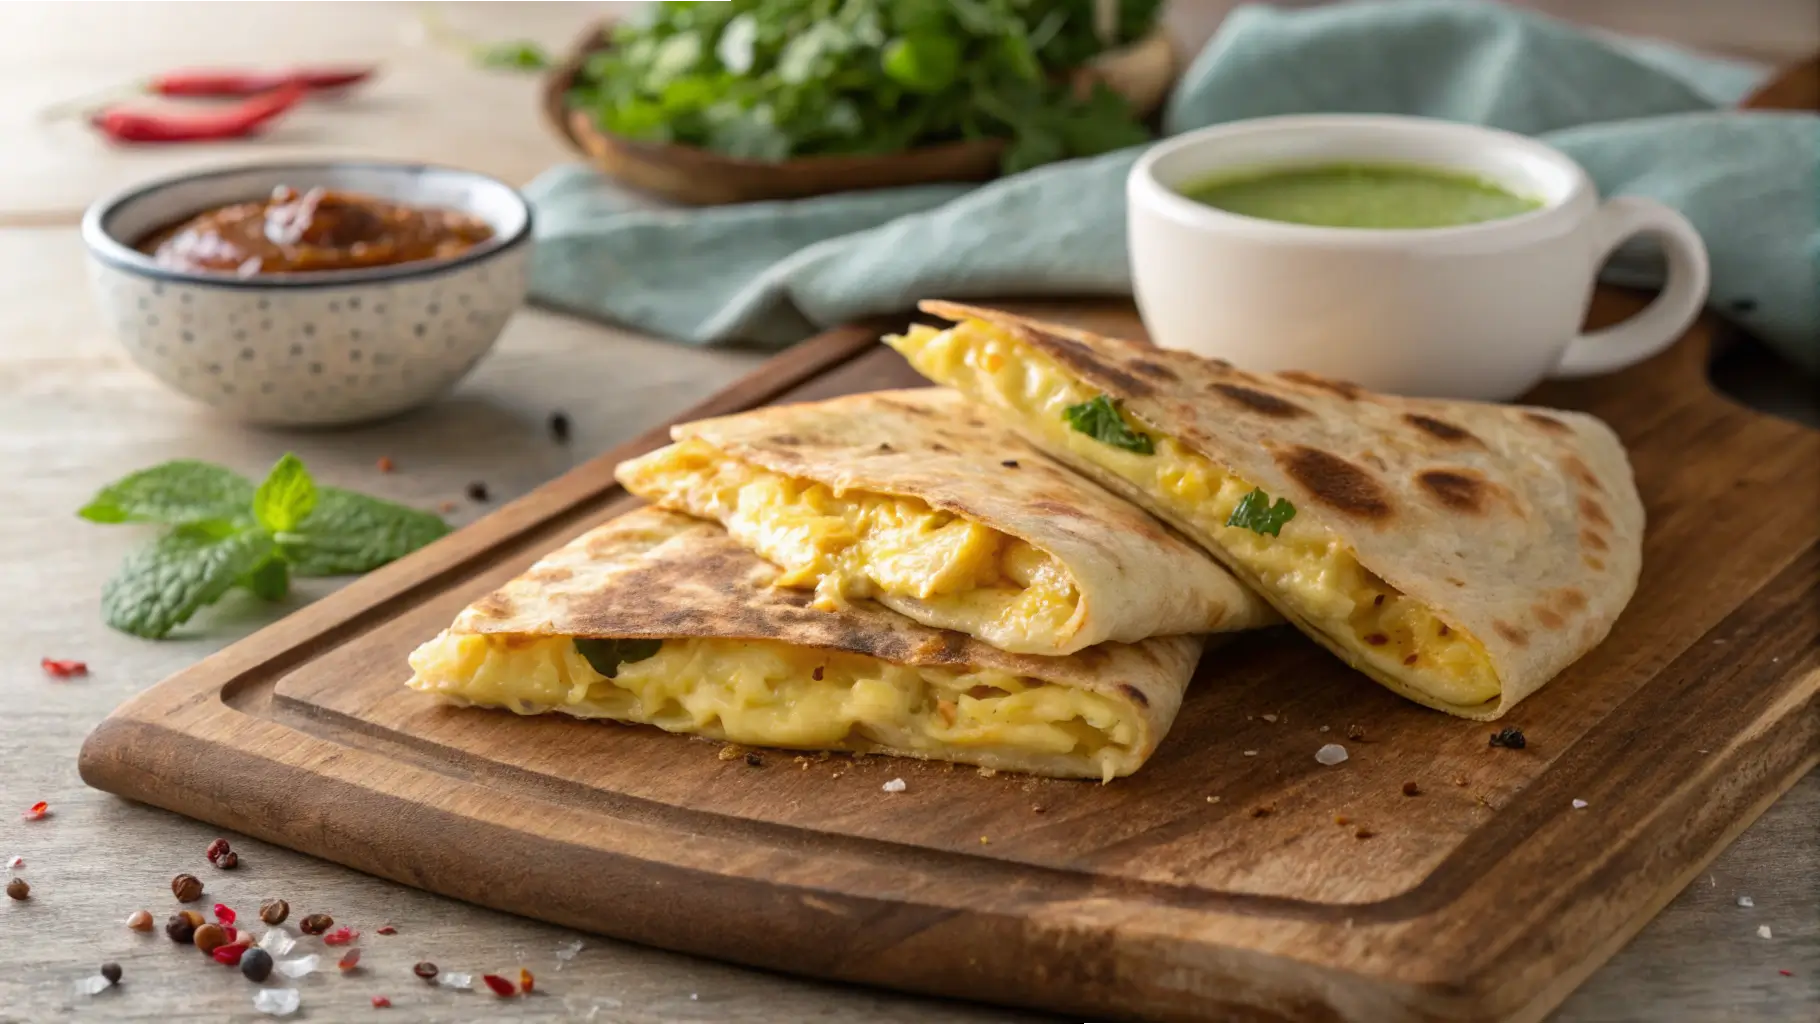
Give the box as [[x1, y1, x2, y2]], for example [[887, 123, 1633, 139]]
[[37, 81, 147, 124]]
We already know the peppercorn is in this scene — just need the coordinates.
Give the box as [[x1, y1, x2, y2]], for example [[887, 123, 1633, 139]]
[[466, 481, 490, 502], [171, 872, 204, 902], [1489, 727, 1527, 750], [127, 909, 154, 931], [193, 922, 227, 953], [413, 961, 438, 982], [299, 912, 333, 935], [549, 411, 571, 444], [1402, 781, 1423, 797], [240, 947, 274, 982], [5, 877, 28, 900], [259, 898, 289, 925], [165, 913, 198, 944], [214, 850, 239, 870], [100, 962, 122, 986], [205, 838, 231, 864]]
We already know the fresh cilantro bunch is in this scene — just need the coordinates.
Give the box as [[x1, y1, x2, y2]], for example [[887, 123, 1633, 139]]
[[80, 455, 449, 639], [568, 0, 1164, 174]]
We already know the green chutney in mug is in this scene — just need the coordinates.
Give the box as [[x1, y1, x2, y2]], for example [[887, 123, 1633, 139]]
[[1179, 163, 1542, 229]]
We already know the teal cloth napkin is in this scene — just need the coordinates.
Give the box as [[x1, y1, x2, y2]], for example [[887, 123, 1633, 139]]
[[525, 0, 1820, 372]]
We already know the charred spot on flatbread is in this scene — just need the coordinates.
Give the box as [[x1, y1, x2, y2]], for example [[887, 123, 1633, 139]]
[[1578, 496, 1612, 528], [1524, 412, 1572, 434], [1117, 682, 1150, 707], [1130, 359, 1179, 382], [1277, 446, 1393, 519], [1494, 620, 1530, 646], [1580, 528, 1609, 552], [766, 434, 802, 446], [1212, 383, 1307, 418], [1404, 414, 1480, 446], [1022, 327, 1154, 398], [1554, 587, 1588, 612], [469, 592, 516, 620], [1279, 370, 1362, 400], [1562, 455, 1604, 492], [525, 566, 573, 584], [1532, 605, 1566, 629], [1417, 469, 1494, 515]]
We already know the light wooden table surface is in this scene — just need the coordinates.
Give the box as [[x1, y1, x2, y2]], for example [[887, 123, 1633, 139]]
[[1, 3, 1813, 1022]]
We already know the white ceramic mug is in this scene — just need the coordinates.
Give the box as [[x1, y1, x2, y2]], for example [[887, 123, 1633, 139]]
[[1126, 115, 1710, 400]]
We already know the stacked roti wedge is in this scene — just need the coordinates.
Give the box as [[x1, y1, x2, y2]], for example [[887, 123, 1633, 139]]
[[616, 388, 1276, 655], [887, 302, 1644, 720], [408, 508, 1206, 781]]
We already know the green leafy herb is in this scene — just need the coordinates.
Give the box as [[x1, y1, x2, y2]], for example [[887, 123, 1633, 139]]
[[475, 40, 552, 71], [564, 0, 1165, 175], [574, 638, 664, 678], [82, 454, 449, 638], [1226, 488, 1297, 537], [1063, 394, 1154, 454]]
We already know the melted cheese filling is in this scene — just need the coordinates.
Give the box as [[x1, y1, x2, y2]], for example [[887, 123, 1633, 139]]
[[618, 438, 1082, 654], [889, 320, 1500, 708], [407, 631, 1137, 780]]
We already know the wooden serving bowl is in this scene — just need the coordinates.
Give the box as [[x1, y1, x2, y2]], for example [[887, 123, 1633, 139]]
[[541, 24, 1177, 206]]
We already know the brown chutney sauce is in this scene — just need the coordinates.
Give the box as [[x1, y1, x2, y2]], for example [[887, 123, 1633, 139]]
[[137, 185, 495, 276]]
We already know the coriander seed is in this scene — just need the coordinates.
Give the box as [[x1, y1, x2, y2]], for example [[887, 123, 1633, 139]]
[[240, 947, 274, 982], [205, 838, 231, 864], [165, 913, 197, 944], [5, 877, 28, 900], [192, 922, 227, 953], [171, 872, 204, 902], [259, 898, 289, 925], [100, 963, 122, 986], [299, 912, 333, 935]]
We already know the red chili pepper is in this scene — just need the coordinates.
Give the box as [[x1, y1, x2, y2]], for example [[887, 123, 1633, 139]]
[[518, 967, 534, 993], [338, 948, 362, 971], [41, 658, 89, 678], [214, 903, 237, 926], [371, 995, 392, 1008], [150, 66, 375, 97], [322, 926, 360, 946], [375, 924, 397, 935], [21, 801, 48, 821], [91, 81, 306, 144], [481, 974, 516, 997], [212, 943, 247, 966]]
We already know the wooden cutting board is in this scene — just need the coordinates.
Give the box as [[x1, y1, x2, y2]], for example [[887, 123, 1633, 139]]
[[80, 61, 1820, 1022], [78, 293, 1820, 1021]]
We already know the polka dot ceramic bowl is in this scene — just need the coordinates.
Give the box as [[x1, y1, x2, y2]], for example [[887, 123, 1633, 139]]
[[82, 162, 532, 426]]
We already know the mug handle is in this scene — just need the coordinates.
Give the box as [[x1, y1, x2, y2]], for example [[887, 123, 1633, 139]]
[[1550, 196, 1711, 379]]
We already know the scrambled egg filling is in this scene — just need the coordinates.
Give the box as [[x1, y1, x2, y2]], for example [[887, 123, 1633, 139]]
[[407, 631, 1137, 780], [619, 438, 1082, 653], [889, 320, 1500, 708]]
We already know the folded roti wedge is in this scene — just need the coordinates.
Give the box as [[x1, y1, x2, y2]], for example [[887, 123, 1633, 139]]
[[407, 508, 1205, 780], [887, 302, 1644, 720], [616, 388, 1274, 656]]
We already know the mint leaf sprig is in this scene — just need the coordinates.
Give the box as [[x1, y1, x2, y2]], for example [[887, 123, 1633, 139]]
[[80, 454, 450, 639]]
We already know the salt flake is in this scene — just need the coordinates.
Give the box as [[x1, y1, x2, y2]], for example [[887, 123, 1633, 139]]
[[73, 975, 112, 996], [1242, 750, 1258, 757], [274, 954, 319, 979], [439, 970, 473, 990], [881, 778, 906, 793], [1315, 743, 1349, 766], [1318, 726, 1330, 733], [259, 927, 297, 956], [1758, 925, 1773, 939], [555, 939, 584, 968], [1738, 895, 1755, 908], [253, 988, 301, 1016], [1572, 799, 1589, 809], [1260, 713, 1278, 723]]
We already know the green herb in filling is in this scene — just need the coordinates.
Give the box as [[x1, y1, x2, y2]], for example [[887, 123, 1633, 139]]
[[575, 638, 665, 678], [1226, 488, 1296, 536], [1063, 394, 1154, 454]]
